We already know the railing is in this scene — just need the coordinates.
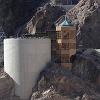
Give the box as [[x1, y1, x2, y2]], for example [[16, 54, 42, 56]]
[[23, 32, 49, 38]]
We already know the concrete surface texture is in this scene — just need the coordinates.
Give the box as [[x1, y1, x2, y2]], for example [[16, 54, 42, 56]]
[[4, 38, 51, 100]]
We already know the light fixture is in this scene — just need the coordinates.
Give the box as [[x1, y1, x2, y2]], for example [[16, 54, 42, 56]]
[[57, 39, 62, 44]]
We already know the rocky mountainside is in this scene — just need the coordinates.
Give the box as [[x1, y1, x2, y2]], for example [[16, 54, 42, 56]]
[[0, 0, 79, 67], [0, 0, 100, 99], [22, 0, 100, 49], [31, 49, 100, 100], [72, 49, 100, 88], [21, 0, 79, 35], [0, 0, 79, 37], [1, 0, 100, 49], [68, 0, 100, 48], [21, 4, 65, 35], [1, 49, 100, 100], [0, 0, 49, 37]]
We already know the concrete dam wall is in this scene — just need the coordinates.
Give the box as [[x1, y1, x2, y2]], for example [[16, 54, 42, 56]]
[[4, 38, 51, 100]]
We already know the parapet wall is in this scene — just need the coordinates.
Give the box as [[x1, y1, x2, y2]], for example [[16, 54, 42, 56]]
[[4, 38, 51, 100]]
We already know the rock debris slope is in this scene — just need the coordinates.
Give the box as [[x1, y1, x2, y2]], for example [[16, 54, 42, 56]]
[[31, 49, 100, 100]]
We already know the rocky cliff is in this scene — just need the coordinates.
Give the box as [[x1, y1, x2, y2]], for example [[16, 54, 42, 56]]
[[22, 4, 65, 35], [0, 0, 79, 37], [0, 0, 100, 100], [68, 0, 100, 48], [1, 0, 100, 49], [72, 49, 100, 88], [1, 49, 100, 100], [31, 52, 100, 100], [23, 0, 100, 49], [0, 0, 49, 37]]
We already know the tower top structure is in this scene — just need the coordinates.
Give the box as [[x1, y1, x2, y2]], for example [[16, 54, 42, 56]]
[[55, 15, 73, 31], [59, 15, 72, 26]]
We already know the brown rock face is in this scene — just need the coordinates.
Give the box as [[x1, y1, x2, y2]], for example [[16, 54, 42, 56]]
[[68, 0, 100, 48], [31, 62, 100, 100], [0, 72, 14, 100], [22, 4, 65, 35], [22, 0, 100, 49], [71, 49, 100, 87], [31, 49, 100, 100], [0, 0, 80, 37]]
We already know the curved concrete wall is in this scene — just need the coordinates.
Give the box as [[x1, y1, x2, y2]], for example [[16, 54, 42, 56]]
[[4, 38, 51, 100]]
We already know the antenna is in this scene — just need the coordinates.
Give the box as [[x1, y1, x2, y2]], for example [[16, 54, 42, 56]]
[[65, 14, 69, 22], [65, 15, 67, 21]]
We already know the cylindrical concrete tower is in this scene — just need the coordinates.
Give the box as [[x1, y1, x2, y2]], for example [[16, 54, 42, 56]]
[[4, 38, 51, 100]]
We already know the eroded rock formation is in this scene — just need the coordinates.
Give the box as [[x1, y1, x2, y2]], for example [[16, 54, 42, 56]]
[[0, 0, 49, 36], [0, 71, 14, 100], [68, 0, 100, 48], [72, 49, 100, 89], [31, 60, 100, 100], [21, 4, 65, 35]]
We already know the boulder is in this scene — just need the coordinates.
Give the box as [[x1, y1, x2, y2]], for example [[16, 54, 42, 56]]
[[72, 49, 100, 89], [0, 72, 14, 100]]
